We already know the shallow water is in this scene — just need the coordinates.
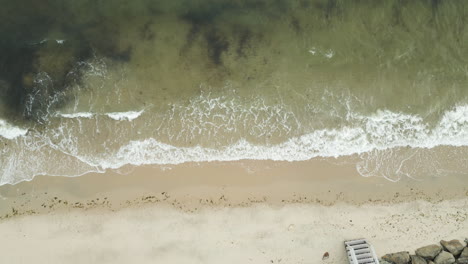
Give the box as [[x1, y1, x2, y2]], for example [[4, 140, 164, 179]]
[[0, 0, 468, 184]]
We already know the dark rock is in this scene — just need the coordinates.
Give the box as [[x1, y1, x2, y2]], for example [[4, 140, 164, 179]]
[[411, 255, 428, 264], [434, 251, 455, 264], [441, 240, 465, 256], [416, 245, 443, 260], [382, 251, 410, 264], [460, 248, 468, 258], [322, 252, 329, 260]]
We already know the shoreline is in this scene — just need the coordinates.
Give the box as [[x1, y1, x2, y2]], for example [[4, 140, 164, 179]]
[[0, 158, 466, 218]]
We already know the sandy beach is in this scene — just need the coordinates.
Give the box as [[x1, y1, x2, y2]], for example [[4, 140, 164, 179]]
[[1, 1, 468, 263], [0, 159, 466, 263]]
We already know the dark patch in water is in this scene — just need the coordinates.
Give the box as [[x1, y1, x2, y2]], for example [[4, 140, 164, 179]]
[[391, 1, 404, 26], [0, 44, 37, 118], [182, 24, 202, 53], [0, 1, 140, 123], [180, 1, 241, 26], [204, 29, 229, 66], [179, 3, 232, 61], [0, 24, 95, 123], [179, 1, 275, 65], [324, 0, 338, 20], [141, 21, 156, 41], [235, 28, 253, 58], [430, 0, 441, 10], [109, 46, 133, 62], [179, 1, 273, 65], [290, 16, 302, 33], [390, 0, 411, 32], [429, 0, 442, 18], [81, 23, 133, 62], [300, 0, 311, 9]]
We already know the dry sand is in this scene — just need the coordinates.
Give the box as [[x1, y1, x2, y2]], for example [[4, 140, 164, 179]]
[[0, 158, 467, 263]]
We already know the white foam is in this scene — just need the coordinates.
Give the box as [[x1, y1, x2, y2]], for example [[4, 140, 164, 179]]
[[87, 104, 468, 171], [57, 112, 95, 119], [56, 110, 145, 121], [0, 119, 28, 140], [307, 47, 334, 58], [308, 47, 317, 55], [2, 99, 468, 185], [106, 110, 144, 121], [324, 50, 334, 59]]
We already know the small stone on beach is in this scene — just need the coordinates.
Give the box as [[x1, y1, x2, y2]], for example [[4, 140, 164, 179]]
[[322, 252, 329, 260]]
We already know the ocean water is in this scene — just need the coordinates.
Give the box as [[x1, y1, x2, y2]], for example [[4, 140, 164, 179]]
[[0, 0, 467, 184]]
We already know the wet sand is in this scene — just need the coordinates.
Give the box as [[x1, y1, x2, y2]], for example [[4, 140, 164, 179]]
[[1, 158, 467, 216], [0, 159, 467, 263]]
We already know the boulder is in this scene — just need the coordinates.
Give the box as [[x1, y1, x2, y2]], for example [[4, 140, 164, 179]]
[[381, 251, 410, 264], [460, 248, 468, 258], [411, 255, 428, 264], [457, 257, 468, 264], [379, 260, 392, 264], [441, 240, 465, 256], [434, 251, 455, 264], [416, 245, 443, 260]]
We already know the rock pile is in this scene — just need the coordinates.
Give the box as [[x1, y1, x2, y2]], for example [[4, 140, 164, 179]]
[[379, 239, 468, 264]]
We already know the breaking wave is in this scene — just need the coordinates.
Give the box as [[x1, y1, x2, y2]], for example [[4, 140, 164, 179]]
[[0, 119, 28, 140], [1, 96, 468, 185]]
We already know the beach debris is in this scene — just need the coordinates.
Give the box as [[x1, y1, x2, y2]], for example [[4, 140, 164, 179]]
[[440, 240, 464, 256], [411, 255, 428, 264], [322, 252, 329, 260], [344, 239, 379, 264], [381, 251, 410, 264], [433, 251, 455, 264], [416, 245, 443, 260]]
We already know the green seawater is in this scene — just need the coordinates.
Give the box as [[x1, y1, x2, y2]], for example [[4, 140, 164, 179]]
[[0, 0, 467, 184]]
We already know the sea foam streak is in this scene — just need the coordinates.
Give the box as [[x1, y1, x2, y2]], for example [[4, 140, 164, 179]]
[[58, 112, 95, 119], [57, 110, 144, 121], [106, 110, 144, 121]]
